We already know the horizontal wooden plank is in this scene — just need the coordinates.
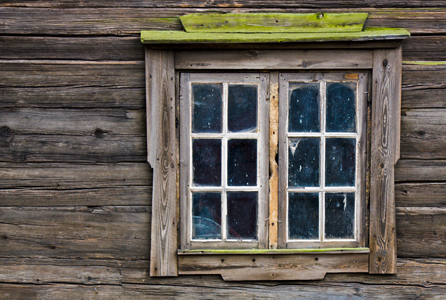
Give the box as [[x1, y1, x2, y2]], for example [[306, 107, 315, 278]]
[[396, 182, 446, 207], [175, 50, 372, 69], [0, 86, 145, 109], [0, 8, 444, 36], [0, 163, 151, 189], [0, 186, 151, 207], [0, 206, 150, 260], [0, 61, 144, 88], [0, 36, 144, 61], [1, 2, 446, 9], [0, 134, 145, 163], [395, 160, 446, 182], [400, 109, 446, 159], [403, 36, 446, 62], [1, 258, 446, 287], [397, 207, 446, 258], [1, 282, 446, 300]]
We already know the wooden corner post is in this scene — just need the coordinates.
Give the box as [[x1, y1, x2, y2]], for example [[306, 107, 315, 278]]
[[146, 48, 178, 276], [369, 46, 402, 274]]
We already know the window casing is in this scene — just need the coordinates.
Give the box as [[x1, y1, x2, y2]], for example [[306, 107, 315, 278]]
[[145, 45, 405, 279]]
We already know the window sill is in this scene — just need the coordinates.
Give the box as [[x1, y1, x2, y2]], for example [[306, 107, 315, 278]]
[[178, 248, 369, 281]]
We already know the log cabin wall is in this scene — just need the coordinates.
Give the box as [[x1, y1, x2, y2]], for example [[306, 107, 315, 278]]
[[0, 1, 446, 298]]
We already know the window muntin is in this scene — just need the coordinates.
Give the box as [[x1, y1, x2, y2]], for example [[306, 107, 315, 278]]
[[180, 73, 269, 250], [279, 72, 368, 249]]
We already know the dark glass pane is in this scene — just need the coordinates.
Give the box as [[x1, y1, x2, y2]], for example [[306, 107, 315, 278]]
[[192, 139, 221, 186], [227, 192, 257, 240], [227, 139, 257, 186], [326, 82, 356, 132], [228, 84, 257, 133], [288, 193, 319, 240], [192, 193, 222, 240], [325, 193, 355, 239], [325, 138, 356, 187], [288, 83, 320, 133], [288, 138, 320, 187], [192, 84, 223, 133]]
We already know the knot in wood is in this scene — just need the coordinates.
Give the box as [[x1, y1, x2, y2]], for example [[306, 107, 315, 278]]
[[94, 128, 105, 138], [382, 59, 388, 67], [0, 126, 12, 137]]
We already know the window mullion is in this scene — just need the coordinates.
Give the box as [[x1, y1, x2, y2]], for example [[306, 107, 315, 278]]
[[320, 80, 326, 242], [221, 83, 228, 242]]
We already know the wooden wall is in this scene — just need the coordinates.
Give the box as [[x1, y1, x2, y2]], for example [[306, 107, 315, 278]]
[[1, 2, 446, 299]]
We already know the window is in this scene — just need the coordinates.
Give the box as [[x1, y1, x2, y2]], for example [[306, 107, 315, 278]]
[[142, 12, 409, 280]]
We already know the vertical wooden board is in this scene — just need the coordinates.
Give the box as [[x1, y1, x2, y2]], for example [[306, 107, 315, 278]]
[[369, 48, 401, 274], [148, 49, 178, 276]]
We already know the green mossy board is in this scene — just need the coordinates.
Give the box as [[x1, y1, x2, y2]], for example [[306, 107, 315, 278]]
[[141, 28, 410, 45], [180, 13, 368, 33]]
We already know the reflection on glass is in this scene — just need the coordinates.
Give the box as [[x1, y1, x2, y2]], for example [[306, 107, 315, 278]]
[[325, 138, 356, 187], [325, 193, 355, 239], [192, 139, 221, 186], [288, 138, 320, 187], [227, 139, 257, 186], [288, 193, 319, 240], [288, 83, 320, 133], [227, 192, 257, 240], [192, 193, 222, 240], [192, 84, 223, 133], [326, 82, 356, 132], [228, 85, 257, 133]]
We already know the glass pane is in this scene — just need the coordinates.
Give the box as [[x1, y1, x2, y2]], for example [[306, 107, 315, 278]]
[[227, 139, 257, 186], [326, 82, 356, 132], [288, 83, 320, 133], [288, 138, 320, 187], [192, 193, 222, 240], [192, 83, 223, 133], [227, 192, 257, 240], [325, 138, 356, 187], [192, 139, 221, 186], [288, 193, 319, 240], [325, 193, 355, 239], [228, 84, 257, 133]]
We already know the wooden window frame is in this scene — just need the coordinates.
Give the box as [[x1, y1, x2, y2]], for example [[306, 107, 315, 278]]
[[146, 45, 403, 280]]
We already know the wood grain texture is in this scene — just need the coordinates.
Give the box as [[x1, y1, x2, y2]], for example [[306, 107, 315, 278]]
[[396, 160, 446, 182], [147, 49, 178, 276], [175, 50, 372, 69], [0, 163, 151, 189], [0, 206, 150, 260], [396, 182, 446, 207], [369, 47, 401, 274], [178, 253, 368, 281]]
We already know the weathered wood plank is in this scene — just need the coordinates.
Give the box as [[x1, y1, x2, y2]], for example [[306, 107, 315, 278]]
[[2, 282, 446, 300], [0, 61, 144, 88], [0, 8, 445, 36], [0, 163, 151, 189], [0, 134, 145, 163], [0, 206, 150, 260], [401, 109, 446, 159], [403, 36, 446, 62], [397, 207, 446, 258], [369, 47, 401, 274], [396, 160, 446, 182], [147, 49, 177, 276], [0, 36, 144, 61], [0, 186, 151, 207], [0, 109, 145, 136], [396, 182, 446, 207], [175, 50, 373, 69]]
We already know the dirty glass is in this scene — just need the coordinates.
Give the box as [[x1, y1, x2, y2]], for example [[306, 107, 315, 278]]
[[192, 192, 222, 240], [192, 83, 223, 133], [192, 139, 221, 186], [288, 83, 320, 133], [228, 84, 257, 133], [227, 139, 257, 186], [325, 138, 356, 187], [326, 82, 356, 132], [325, 193, 355, 239], [227, 192, 257, 240], [288, 138, 320, 187], [288, 193, 319, 240]]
